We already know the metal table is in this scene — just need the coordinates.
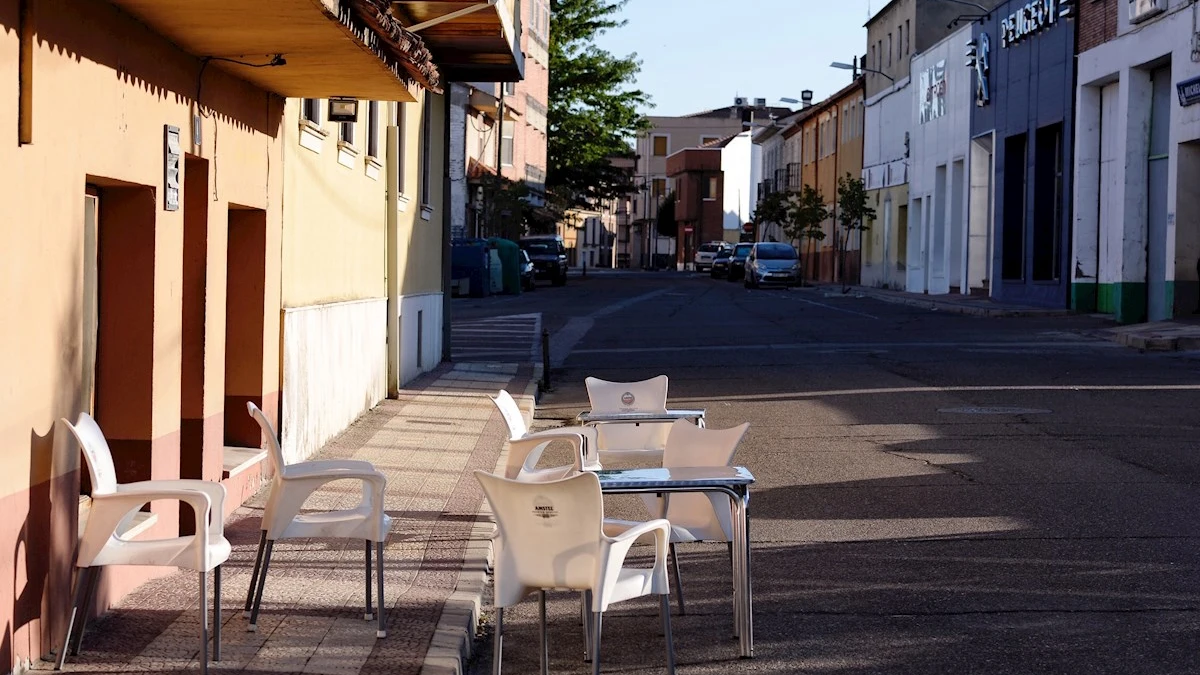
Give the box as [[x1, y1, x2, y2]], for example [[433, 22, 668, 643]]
[[595, 466, 755, 658], [577, 409, 707, 427]]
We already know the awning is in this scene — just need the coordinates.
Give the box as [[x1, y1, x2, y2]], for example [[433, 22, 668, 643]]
[[391, 1, 524, 82], [106, 0, 440, 101]]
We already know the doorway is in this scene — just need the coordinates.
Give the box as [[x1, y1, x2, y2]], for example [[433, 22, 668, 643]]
[[968, 134, 994, 293], [1147, 66, 1171, 321], [950, 159, 965, 293], [1173, 141, 1200, 316], [180, 157, 210, 482], [929, 165, 949, 294], [223, 206, 267, 450], [907, 197, 925, 292]]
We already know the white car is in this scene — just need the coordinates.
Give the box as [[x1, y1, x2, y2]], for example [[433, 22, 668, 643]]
[[694, 242, 731, 271]]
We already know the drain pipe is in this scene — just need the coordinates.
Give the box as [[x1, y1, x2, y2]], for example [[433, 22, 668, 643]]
[[386, 103, 401, 398]]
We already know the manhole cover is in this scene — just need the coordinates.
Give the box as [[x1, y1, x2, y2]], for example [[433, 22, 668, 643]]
[[938, 406, 1052, 415]]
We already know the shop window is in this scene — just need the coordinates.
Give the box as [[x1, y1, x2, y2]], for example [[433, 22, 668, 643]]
[[1002, 133, 1027, 281], [1032, 124, 1064, 281]]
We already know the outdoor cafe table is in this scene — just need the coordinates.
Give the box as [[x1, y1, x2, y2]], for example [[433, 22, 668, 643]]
[[576, 408, 708, 428], [595, 465, 756, 658]]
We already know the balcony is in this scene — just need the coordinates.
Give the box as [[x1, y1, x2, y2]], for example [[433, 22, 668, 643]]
[[392, 0, 525, 82], [107, 0, 440, 101]]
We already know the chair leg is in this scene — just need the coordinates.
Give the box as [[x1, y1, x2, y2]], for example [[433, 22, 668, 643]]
[[591, 611, 603, 675], [375, 541, 386, 638], [55, 567, 90, 670], [244, 530, 267, 618], [365, 540, 374, 621], [492, 607, 504, 675], [248, 539, 274, 632], [539, 590, 549, 675], [668, 543, 685, 615], [213, 566, 222, 662], [582, 589, 594, 661], [660, 595, 676, 675], [199, 568, 209, 675], [70, 567, 100, 657]]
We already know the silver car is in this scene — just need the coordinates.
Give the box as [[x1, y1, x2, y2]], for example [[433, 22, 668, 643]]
[[744, 242, 800, 288]]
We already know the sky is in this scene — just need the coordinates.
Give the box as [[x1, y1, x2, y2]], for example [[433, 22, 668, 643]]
[[592, 0, 877, 117]]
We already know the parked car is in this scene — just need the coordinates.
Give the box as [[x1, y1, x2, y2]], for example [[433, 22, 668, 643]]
[[519, 249, 536, 291], [694, 241, 731, 272], [710, 248, 733, 278], [519, 235, 568, 286], [725, 243, 755, 282], [744, 242, 801, 288]]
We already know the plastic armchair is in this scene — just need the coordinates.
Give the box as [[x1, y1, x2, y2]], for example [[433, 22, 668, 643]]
[[584, 375, 674, 463], [607, 419, 749, 615], [57, 413, 231, 675], [475, 470, 675, 675], [491, 389, 599, 479], [243, 402, 392, 637]]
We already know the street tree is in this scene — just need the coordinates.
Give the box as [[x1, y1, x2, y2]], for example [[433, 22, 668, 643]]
[[753, 190, 793, 242], [835, 173, 876, 290], [785, 185, 829, 285], [548, 0, 649, 208]]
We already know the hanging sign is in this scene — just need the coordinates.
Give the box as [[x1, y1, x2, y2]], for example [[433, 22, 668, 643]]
[[1000, 0, 1073, 48], [1178, 75, 1200, 107]]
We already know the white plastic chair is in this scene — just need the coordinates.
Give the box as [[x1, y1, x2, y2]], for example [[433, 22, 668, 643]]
[[243, 402, 391, 637], [475, 470, 675, 675], [491, 389, 599, 479], [584, 375, 674, 463], [607, 419, 749, 615], [57, 413, 230, 674]]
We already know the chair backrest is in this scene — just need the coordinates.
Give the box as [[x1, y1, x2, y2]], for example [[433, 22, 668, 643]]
[[662, 419, 749, 468], [490, 390, 528, 440], [246, 401, 288, 477], [60, 413, 119, 495], [475, 470, 604, 605], [584, 375, 669, 414]]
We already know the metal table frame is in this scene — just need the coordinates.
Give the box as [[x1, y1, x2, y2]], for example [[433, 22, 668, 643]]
[[595, 466, 754, 658], [576, 409, 707, 428]]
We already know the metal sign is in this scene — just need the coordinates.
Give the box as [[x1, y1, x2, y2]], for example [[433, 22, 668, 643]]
[[919, 60, 947, 124], [164, 124, 180, 212], [1178, 75, 1200, 107], [1000, 0, 1072, 48], [970, 33, 991, 107]]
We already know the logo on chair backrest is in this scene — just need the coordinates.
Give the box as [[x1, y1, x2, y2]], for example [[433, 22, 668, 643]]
[[532, 496, 558, 519], [620, 391, 635, 406]]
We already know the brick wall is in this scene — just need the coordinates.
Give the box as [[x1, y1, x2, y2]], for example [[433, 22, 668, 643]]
[[1078, 0, 1117, 53]]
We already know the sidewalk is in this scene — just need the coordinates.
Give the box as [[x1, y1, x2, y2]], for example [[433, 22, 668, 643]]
[[46, 361, 537, 675], [816, 283, 1078, 318]]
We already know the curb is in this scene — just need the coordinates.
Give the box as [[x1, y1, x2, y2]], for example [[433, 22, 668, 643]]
[[827, 286, 1077, 318], [418, 366, 540, 675], [1113, 332, 1200, 352]]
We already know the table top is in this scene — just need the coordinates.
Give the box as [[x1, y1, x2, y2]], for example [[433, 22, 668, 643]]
[[577, 408, 707, 423], [595, 466, 754, 490]]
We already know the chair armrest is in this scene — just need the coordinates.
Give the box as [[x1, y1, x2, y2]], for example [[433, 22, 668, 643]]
[[507, 434, 587, 478], [284, 462, 385, 483], [87, 490, 212, 548], [288, 459, 379, 476], [599, 518, 672, 597], [121, 480, 227, 537]]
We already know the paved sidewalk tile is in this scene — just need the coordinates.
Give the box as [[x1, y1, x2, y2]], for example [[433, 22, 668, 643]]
[[43, 362, 537, 675]]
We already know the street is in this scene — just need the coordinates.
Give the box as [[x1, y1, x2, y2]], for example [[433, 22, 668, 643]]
[[456, 271, 1200, 674]]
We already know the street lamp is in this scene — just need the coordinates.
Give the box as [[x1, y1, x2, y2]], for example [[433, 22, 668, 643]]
[[830, 61, 895, 83]]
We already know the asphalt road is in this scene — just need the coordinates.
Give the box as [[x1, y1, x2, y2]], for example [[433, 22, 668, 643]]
[[454, 270, 1200, 675]]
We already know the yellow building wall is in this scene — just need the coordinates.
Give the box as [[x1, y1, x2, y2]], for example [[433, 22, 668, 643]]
[[398, 91, 447, 295], [0, 0, 282, 669]]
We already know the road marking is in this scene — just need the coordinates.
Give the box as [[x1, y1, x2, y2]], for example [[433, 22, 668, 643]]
[[451, 312, 541, 361], [784, 295, 881, 320], [570, 340, 1119, 356]]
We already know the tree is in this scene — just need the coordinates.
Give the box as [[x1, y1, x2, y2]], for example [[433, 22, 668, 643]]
[[548, 0, 649, 208], [476, 174, 532, 241], [835, 173, 876, 291], [753, 190, 792, 241], [786, 185, 829, 285]]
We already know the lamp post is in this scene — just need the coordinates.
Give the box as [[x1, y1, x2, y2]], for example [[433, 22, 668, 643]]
[[830, 61, 895, 83]]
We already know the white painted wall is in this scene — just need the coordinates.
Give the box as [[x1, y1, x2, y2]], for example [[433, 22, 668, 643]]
[[1074, 4, 1200, 316], [720, 131, 762, 233], [400, 292, 444, 386], [908, 24, 973, 295], [863, 77, 912, 192], [282, 298, 387, 464]]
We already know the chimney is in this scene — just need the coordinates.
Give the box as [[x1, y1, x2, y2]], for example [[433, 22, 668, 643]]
[[801, 90, 814, 108]]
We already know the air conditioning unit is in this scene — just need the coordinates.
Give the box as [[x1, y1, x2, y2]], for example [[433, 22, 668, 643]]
[[734, 96, 747, 106], [754, 98, 767, 107]]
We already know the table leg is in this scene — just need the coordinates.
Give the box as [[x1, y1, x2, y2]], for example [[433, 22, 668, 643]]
[[740, 487, 754, 658], [729, 492, 741, 640]]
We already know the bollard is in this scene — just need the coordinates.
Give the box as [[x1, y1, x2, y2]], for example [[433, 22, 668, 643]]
[[582, 259, 587, 278], [540, 328, 551, 391]]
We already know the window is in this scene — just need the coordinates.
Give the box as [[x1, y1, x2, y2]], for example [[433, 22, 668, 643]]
[[503, 81, 516, 96], [701, 136, 721, 146], [395, 102, 407, 196], [905, 20, 910, 54], [421, 94, 434, 208], [501, 119, 515, 166], [887, 33, 893, 66], [652, 135, 669, 156], [870, 45, 876, 73], [1032, 124, 1064, 281], [302, 99, 321, 125], [340, 117, 355, 145], [651, 177, 666, 199], [702, 176, 717, 200], [366, 101, 379, 158], [1002, 133, 1028, 281]]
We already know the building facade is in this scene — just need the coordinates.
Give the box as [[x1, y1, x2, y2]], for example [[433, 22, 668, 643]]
[[862, 78, 913, 289], [1072, 0, 1200, 322], [667, 147, 726, 258], [970, 0, 1078, 307], [907, 24, 976, 295]]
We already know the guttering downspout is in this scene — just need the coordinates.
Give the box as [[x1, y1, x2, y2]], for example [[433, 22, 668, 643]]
[[386, 102, 401, 397]]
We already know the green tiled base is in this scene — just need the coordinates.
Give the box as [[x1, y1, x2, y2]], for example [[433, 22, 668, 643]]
[[1073, 282, 1148, 324]]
